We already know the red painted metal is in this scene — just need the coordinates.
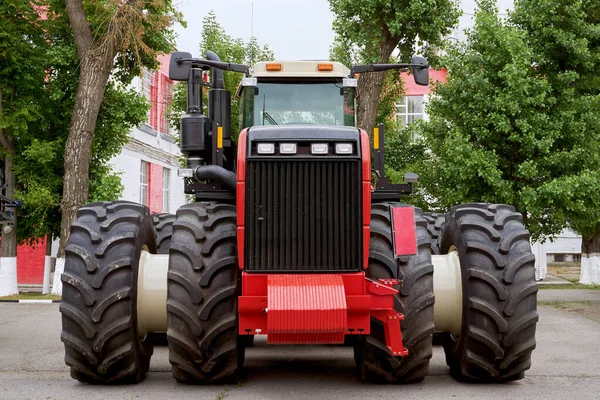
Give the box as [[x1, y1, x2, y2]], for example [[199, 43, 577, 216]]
[[236, 128, 248, 269], [391, 206, 417, 257], [239, 272, 406, 354], [372, 309, 408, 356], [360, 129, 371, 269], [362, 226, 370, 270], [236, 128, 248, 183], [266, 274, 347, 344]]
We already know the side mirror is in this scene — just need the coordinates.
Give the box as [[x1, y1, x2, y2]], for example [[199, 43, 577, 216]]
[[411, 56, 429, 86], [169, 51, 193, 81]]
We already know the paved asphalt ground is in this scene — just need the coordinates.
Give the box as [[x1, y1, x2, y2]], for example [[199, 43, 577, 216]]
[[0, 291, 599, 400]]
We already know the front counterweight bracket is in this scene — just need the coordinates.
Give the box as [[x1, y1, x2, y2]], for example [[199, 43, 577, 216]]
[[367, 278, 408, 357]]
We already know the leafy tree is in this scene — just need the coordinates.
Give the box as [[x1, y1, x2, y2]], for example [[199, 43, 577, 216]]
[[169, 11, 274, 138], [0, 0, 50, 255], [57, 0, 183, 254], [0, 1, 154, 253], [328, 0, 461, 138], [413, 0, 600, 283]]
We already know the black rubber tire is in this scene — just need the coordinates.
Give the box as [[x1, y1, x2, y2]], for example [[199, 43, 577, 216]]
[[166, 202, 243, 384], [153, 213, 175, 254], [423, 212, 446, 255], [60, 201, 156, 384], [355, 203, 435, 383], [439, 203, 538, 382], [239, 335, 255, 347]]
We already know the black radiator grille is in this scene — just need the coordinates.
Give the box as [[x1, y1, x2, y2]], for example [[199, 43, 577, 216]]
[[244, 160, 362, 272]]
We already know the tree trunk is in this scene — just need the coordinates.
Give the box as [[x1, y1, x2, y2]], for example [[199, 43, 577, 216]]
[[58, 47, 114, 256], [0, 90, 17, 257], [356, 32, 398, 138], [580, 230, 600, 284]]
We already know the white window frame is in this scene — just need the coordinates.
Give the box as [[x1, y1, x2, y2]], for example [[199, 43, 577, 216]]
[[162, 168, 170, 213], [140, 161, 149, 206], [142, 68, 155, 126], [162, 80, 173, 135], [141, 68, 154, 100], [395, 95, 425, 128]]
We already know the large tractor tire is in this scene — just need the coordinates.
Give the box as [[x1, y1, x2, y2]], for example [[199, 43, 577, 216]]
[[439, 203, 538, 382], [166, 202, 243, 384], [355, 203, 435, 383], [153, 213, 175, 254], [60, 201, 156, 384], [423, 212, 446, 255]]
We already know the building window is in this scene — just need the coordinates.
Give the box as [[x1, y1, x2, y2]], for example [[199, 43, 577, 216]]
[[395, 95, 425, 128], [142, 68, 156, 126], [162, 168, 170, 213], [161, 80, 173, 135], [141, 68, 154, 100], [140, 161, 149, 206]]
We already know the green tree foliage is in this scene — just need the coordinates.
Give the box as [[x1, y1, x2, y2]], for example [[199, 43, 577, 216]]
[[413, 0, 600, 249], [0, 1, 153, 244], [328, 0, 461, 138], [169, 11, 274, 138], [56, 0, 182, 253], [0, 0, 48, 252]]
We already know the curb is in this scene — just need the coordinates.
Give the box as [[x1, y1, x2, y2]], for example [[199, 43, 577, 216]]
[[0, 299, 61, 303]]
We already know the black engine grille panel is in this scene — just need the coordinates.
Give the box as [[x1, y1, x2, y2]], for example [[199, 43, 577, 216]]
[[244, 160, 362, 272]]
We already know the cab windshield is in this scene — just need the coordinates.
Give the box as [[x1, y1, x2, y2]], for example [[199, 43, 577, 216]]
[[241, 80, 356, 128]]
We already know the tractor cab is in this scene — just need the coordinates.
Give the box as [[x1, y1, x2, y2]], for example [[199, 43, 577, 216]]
[[238, 61, 356, 128]]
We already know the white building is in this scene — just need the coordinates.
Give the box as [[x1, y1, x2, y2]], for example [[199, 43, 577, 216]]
[[113, 54, 187, 215]]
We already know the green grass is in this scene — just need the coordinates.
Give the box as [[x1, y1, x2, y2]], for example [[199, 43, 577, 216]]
[[539, 283, 600, 290], [0, 292, 61, 301], [539, 300, 594, 306]]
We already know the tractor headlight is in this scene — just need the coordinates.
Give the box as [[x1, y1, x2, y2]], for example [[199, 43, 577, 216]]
[[279, 143, 297, 154], [335, 143, 353, 154], [257, 143, 275, 154], [311, 143, 328, 155]]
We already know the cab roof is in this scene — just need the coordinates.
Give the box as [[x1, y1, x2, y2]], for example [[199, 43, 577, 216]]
[[251, 61, 350, 78]]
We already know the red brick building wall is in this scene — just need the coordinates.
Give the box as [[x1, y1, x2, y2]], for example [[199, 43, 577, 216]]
[[146, 54, 173, 135], [402, 68, 448, 95], [147, 163, 163, 214]]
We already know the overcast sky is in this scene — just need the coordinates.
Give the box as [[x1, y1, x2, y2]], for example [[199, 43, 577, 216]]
[[173, 0, 336, 61], [173, 0, 517, 61]]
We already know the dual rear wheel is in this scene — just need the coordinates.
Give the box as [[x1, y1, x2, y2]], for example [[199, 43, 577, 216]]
[[356, 202, 538, 383], [431, 204, 538, 382], [60, 201, 243, 385]]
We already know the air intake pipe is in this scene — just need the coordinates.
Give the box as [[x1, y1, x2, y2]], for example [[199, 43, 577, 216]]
[[205, 51, 231, 147], [192, 165, 237, 190], [206, 51, 224, 89]]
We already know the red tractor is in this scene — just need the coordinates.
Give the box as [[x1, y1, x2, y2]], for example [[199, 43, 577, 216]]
[[60, 51, 538, 384]]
